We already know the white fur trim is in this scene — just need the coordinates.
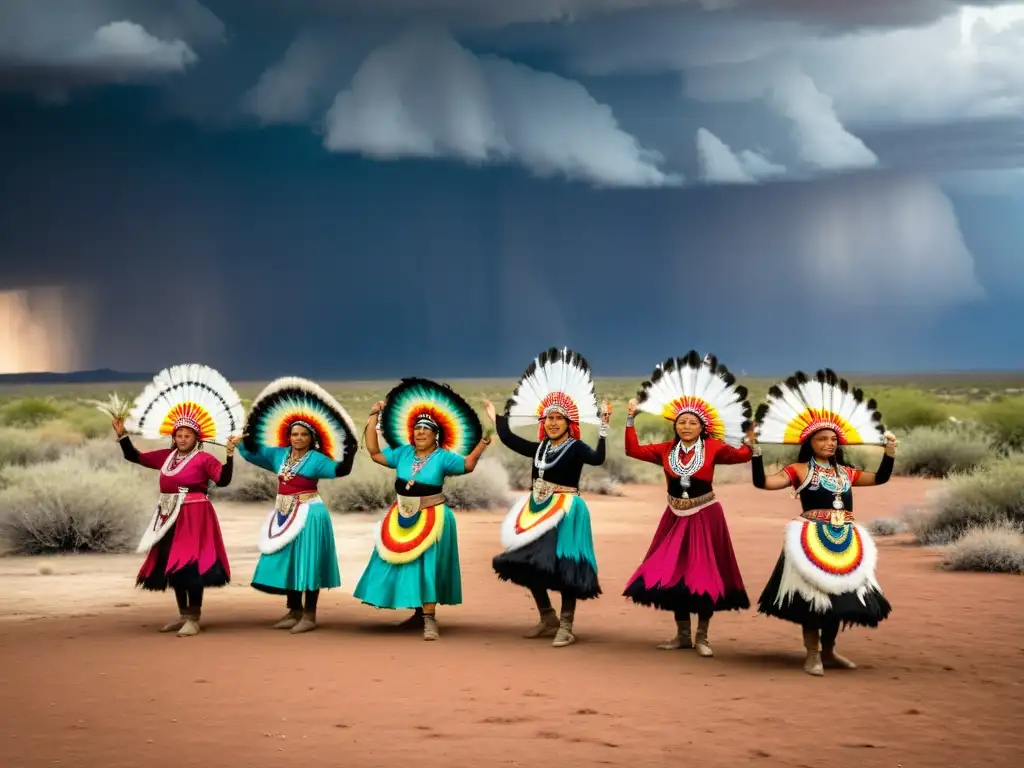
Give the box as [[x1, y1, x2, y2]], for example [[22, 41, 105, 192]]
[[774, 520, 882, 613], [500, 492, 568, 552], [136, 491, 186, 554], [258, 501, 311, 555]]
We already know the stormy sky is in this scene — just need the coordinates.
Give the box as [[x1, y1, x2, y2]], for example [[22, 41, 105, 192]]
[[1, 0, 1022, 379]]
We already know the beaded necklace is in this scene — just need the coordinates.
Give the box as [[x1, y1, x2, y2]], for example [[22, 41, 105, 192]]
[[668, 439, 705, 498], [534, 437, 575, 480]]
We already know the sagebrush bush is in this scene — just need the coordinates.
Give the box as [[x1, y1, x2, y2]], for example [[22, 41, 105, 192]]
[[870, 387, 949, 430], [0, 398, 63, 427], [889, 424, 995, 478], [910, 455, 1024, 546], [977, 396, 1024, 452], [212, 458, 279, 503], [940, 522, 1024, 574], [0, 455, 152, 555], [868, 517, 908, 536], [0, 428, 65, 467]]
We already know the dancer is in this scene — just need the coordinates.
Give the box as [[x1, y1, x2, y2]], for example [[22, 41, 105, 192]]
[[353, 378, 490, 641], [112, 363, 245, 637], [622, 352, 755, 657], [236, 377, 359, 634], [486, 347, 611, 648], [750, 369, 897, 676]]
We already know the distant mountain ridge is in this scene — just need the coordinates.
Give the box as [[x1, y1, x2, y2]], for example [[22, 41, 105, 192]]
[[0, 368, 154, 384]]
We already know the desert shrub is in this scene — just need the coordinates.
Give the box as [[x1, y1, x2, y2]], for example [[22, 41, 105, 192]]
[[0, 455, 152, 555], [889, 425, 995, 478], [0, 428, 65, 467], [868, 517, 908, 536], [442, 456, 512, 510], [0, 398, 62, 427], [871, 387, 947, 430], [212, 458, 279, 503], [910, 455, 1024, 546], [59, 405, 111, 439], [940, 522, 1024, 574], [976, 396, 1024, 452]]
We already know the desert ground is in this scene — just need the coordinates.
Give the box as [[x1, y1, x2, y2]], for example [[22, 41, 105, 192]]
[[2, 478, 1022, 768]]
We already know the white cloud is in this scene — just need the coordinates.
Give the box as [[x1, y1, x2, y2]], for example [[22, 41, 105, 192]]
[[0, 0, 220, 97], [768, 70, 879, 171], [322, 27, 678, 187], [801, 5, 1024, 128], [695, 127, 785, 183], [244, 33, 340, 124], [69, 21, 197, 72]]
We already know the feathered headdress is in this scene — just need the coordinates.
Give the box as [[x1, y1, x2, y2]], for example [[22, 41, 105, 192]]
[[635, 352, 753, 447], [754, 369, 886, 446], [125, 363, 244, 447], [505, 347, 601, 440], [243, 377, 357, 463], [380, 377, 483, 456]]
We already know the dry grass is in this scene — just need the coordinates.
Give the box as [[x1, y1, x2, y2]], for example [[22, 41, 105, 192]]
[[0, 454, 152, 555], [940, 522, 1024, 574], [910, 455, 1024, 546]]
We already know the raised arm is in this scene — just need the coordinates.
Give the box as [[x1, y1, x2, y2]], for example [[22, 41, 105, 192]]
[[624, 400, 667, 464], [112, 418, 167, 470], [712, 441, 754, 466], [749, 429, 799, 491], [235, 440, 281, 473], [484, 399, 540, 458], [460, 437, 491, 474], [578, 399, 612, 466], [364, 401, 390, 467], [210, 437, 240, 488], [852, 434, 897, 487]]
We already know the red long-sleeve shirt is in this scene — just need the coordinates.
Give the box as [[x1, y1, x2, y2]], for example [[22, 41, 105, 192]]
[[625, 424, 752, 496]]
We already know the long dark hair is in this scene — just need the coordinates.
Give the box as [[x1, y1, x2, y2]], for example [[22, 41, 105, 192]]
[[796, 429, 846, 468]]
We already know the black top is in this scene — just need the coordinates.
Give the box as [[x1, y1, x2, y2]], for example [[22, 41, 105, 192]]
[[394, 478, 443, 496], [669, 474, 712, 499], [495, 415, 605, 487], [793, 462, 855, 513]]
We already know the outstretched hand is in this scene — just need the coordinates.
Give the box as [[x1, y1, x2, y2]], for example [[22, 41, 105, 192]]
[[482, 399, 497, 424], [883, 431, 898, 457], [627, 398, 638, 417], [600, 400, 613, 424], [111, 418, 126, 437], [368, 400, 386, 419]]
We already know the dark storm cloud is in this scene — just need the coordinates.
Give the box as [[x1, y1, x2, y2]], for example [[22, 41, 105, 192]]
[[0, 95, 1004, 379]]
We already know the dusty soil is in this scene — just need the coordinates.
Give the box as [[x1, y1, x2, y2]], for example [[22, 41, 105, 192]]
[[2, 479, 1022, 768]]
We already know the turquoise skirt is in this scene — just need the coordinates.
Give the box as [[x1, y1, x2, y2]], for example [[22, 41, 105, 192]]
[[493, 494, 601, 599], [251, 502, 341, 594], [353, 505, 462, 609]]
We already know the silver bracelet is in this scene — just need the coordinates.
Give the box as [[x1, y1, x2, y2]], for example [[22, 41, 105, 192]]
[[598, 422, 609, 438], [625, 416, 635, 427]]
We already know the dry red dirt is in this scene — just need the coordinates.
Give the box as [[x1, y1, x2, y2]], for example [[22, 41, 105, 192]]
[[2, 479, 1022, 768]]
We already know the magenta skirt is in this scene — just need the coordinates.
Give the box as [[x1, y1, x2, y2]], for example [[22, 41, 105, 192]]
[[136, 499, 231, 592], [623, 501, 750, 615]]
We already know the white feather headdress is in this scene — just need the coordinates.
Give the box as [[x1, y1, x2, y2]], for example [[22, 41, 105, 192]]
[[755, 369, 886, 446], [125, 363, 245, 447], [635, 351, 752, 447], [505, 347, 601, 439]]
